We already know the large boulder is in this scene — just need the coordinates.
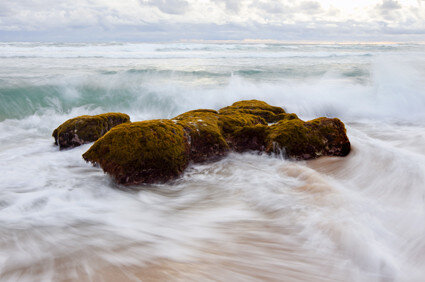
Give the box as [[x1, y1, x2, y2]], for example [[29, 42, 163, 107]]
[[266, 117, 351, 159], [83, 120, 189, 184], [173, 109, 229, 162], [53, 113, 130, 149], [80, 100, 351, 185], [217, 100, 298, 152]]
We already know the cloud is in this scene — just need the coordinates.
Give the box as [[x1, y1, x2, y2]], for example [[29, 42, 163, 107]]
[[212, 0, 243, 13], [0, 2, 13, 17], [253, 0, 286, 14], [253, 1, 323, 15], [0, 0, 424, 42], [143, 0, 189, 15], [380, 0, 402, 10], [375, 0, 403, 21], [298, 1, 322, 13]]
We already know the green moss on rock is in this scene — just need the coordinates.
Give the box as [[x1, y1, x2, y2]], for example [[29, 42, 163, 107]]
[[230, 124, 269, 152], [173, 110, 229, 162], [217, 100, 300, 150], [218, 112, 266, 135], [219, 100, 287, 123], [219, 100, 285, 114], [266, 117, 350, 159], [83, 120, 189, 185], [306, 117, 351, 157], [276, 113, 299, 121], [53, 112, 130, 149]]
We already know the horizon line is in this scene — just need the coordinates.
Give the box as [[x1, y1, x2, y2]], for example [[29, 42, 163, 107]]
[[1, 39, 425, 45]]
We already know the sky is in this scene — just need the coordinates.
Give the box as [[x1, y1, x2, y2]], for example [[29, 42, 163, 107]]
[[0, 0, 424, 42]]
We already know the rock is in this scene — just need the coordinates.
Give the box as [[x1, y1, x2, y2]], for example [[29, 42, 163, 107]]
[[82, 120, 189, 184], [53, 113, 130, 149], [81, 100, 350, 185], [266, 117, 351, 159], [218, 111, 266, 136], [228, 124, 269, 152], [218, 99, 288, 123], [217, 101, 299, 151], [173, 110, 229, 162]]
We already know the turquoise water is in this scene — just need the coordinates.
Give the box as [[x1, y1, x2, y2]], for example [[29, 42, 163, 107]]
[[1, 42, 424, 122], [1, 42, 425, 281]]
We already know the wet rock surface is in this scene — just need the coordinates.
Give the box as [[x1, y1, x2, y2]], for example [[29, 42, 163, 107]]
[[52, 113, 130, 149]]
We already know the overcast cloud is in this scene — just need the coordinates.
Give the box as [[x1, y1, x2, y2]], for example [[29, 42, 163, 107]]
[[0, 0, 424, 42]]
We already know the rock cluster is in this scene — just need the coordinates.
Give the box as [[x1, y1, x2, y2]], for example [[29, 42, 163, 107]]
[[68, 100, 350, 185]]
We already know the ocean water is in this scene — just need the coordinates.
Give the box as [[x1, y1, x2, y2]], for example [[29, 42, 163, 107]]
[[1, 42, 425, 281]]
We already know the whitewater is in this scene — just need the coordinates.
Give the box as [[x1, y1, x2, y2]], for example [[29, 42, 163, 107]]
[[0, 42, 425, 281]]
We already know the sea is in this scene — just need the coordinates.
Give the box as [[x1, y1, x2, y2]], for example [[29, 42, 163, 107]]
[[1, 42, 425, 281]]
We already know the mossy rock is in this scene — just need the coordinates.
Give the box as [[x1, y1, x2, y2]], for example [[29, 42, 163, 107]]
[[217, 100, 299, 150], [83, 120, 189, 185], [266, 117, 350, 159], [276, 113, 299, 121], [305, 117, 351, 157], [230, 124, 270, 152], [219, 100, 285, 115], [218, 112, 266, 135], [173, 110, 229, 162], [52, 113, 130, 149], [219, 100, 287, 123]]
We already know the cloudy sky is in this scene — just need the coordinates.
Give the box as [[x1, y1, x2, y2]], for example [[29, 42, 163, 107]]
[[0, 0, 424, 42]]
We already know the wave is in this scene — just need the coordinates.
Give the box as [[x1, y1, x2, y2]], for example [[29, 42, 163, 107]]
[[0, 54, 424, 123]]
